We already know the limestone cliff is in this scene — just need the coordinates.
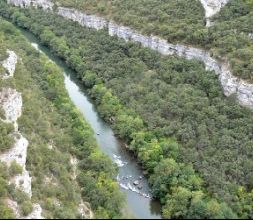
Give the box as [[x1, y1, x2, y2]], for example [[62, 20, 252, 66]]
[[1, 50, 18, 79], [0, 50, 43, 219]]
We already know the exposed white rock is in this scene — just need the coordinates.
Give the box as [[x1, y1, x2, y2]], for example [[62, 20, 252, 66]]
[[199, 0, 230, 26], [1, 50, 18, 79], [0, 88, 22, 124], [79, 202, 94, 219], [0, 105, 32, 198], [58, 7, 108, 30], [24, 204, 44, 219], [7, 0, 54, 10], [6, 199, 44, 219], [70, 156, 78, 179], [249, 33, 253, 39], [6, 199, 20, 218]]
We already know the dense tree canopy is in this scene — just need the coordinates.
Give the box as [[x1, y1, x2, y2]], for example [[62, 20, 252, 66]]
[[0, 1, 252, 218]]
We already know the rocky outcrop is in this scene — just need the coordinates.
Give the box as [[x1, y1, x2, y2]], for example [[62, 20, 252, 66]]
[[0, 51, 43, 219], [0, 134, 32, 196], [199, 0, 230, 26], [1, 50, 18, 79], [6, 199, 44, 219], [57, 7, 107, 30], [7, 0, 54, 10], [0, 88, 22, 124]]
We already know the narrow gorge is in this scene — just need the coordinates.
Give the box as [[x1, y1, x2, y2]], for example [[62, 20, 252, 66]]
[[1, 0, 252, 219]]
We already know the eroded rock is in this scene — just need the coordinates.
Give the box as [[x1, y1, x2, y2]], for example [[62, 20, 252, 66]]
[[0, 88, 22, 126], [0, 50, 43, 218], [1, 50, 18, 79], [58, 7, 107, 30], [199, 0, 230, 26], [7, 0, 54, 10]]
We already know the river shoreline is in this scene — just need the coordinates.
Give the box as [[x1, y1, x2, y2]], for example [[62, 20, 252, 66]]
[[18, 26, 162, 219]]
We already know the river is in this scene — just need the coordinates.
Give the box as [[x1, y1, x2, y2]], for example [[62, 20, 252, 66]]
[[18, 28, 162, 219]]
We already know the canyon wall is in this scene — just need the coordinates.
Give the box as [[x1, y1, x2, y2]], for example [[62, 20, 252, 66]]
[[0, 50, 44, 219]]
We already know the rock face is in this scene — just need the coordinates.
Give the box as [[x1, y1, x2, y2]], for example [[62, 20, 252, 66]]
[[0, 50, 44, 219], [7, 0, 54, 10], [58, 7, 107, 30], [199, 0, 230, 26], [1, 50, 18, 79], [0, 88, 22, 125], [0, 135, 32, 196], [6, 199, 44, 219]]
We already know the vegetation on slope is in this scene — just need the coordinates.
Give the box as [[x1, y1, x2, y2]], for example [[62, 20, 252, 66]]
[[1, 4, 253, 218], [0, 18, 124, 219], [0, 122, 14, 152], [0, 162, 15, 219], [54, 0, 253, 81]]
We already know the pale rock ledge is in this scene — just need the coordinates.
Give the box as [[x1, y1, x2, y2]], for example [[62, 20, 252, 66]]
[[0, 88, 22, 126], [6, 199, 44, 219], [1, 50, 18, 79], [7, 0, 54, 10], [199, 0, 230, 26]]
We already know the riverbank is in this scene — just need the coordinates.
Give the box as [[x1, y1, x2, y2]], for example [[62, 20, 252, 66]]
[[1, 1, 252, 218], [20, 26, 162, 219], [1, 4, 250, 219], [0, 18, 124, 219]]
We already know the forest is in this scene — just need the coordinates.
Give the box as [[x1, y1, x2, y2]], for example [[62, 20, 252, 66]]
[[54, 0, 253, 81], [0, 18, 124, 219], [1, 2, 252, 218]]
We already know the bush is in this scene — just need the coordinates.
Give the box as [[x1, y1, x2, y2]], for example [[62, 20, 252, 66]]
[[9, 161, 23, 176], [20, 201, 33, 216]]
